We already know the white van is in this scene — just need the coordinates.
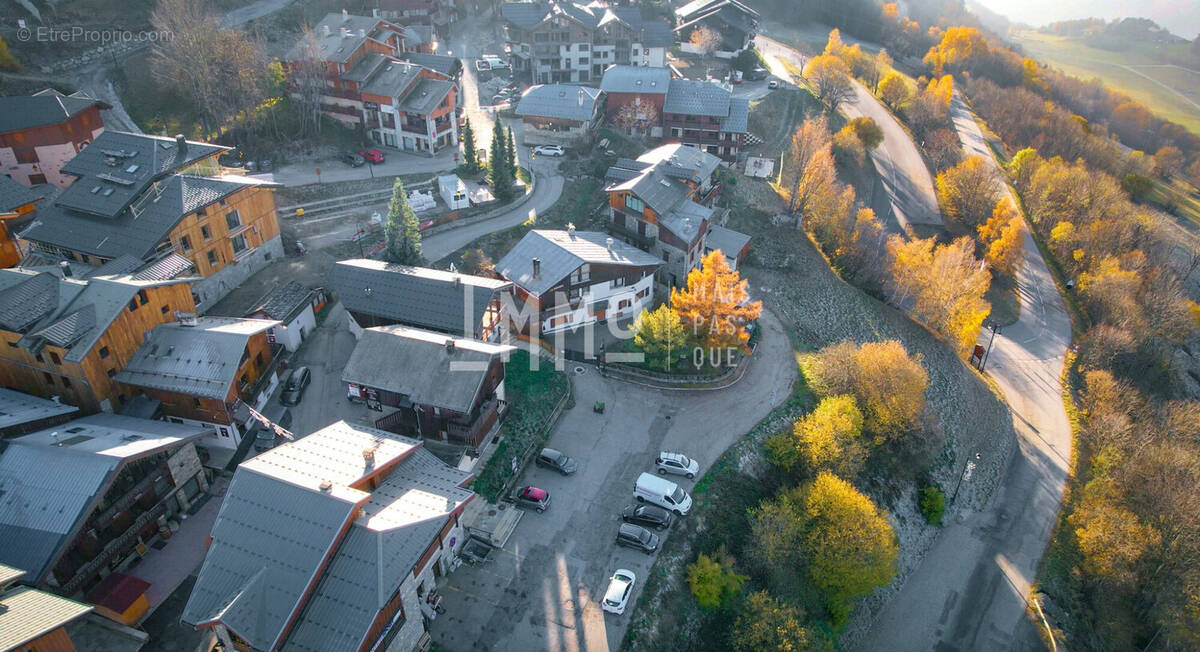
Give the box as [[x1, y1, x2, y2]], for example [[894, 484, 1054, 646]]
[[634, 472, 692, 516]]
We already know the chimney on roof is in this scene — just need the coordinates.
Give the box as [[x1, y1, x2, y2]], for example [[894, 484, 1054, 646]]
[[59, 260, 72, 278], [606, 237, 614, 251], [319, 479, 333, 492], [445, 339, 456, 353], [578, 89, 584, 106], [362, 447, 375, 466], [567, 222, 576, 237], [175, 134, 187, 155], [342, 8, 349, 22], [531, 257, 541, 278], [341, 26, 350, 38], [322, 24, 331, 36], [454, 275, 462, 287]]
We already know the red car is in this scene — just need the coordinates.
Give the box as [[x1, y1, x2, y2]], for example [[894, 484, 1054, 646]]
[[514, 486, 551, 512], [359, 149, 386, 163]]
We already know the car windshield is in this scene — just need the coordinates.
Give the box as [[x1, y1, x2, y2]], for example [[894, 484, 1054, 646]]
[[678, 455, 692, 466], [556, 452, 569, 465], [671, 487, 686, 503], [639, 529, 652, 544]]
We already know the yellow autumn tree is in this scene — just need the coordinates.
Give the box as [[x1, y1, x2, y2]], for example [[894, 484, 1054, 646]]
[[670, 250, 763, 353], [802, 340, 928, 439], [923, 25, 989, 76], [793, 394, 867, 478], [804, 53, 854, 111], [936, 155, 1000, 228], [887, 235, 991, 355], [632, 304, 687, 371], [878, 72, 910, 109], [978, 197, 1025, 276]]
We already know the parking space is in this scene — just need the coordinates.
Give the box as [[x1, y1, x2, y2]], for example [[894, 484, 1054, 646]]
[[430, 309, 797, 650]]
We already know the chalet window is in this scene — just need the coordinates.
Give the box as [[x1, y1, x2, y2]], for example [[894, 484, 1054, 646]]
[[107, 368, 116, 378], [128, 299, 138, 312], [255, 352, 264, 367], [6, 340, 15, 348], [570, 263, 590, 284], [178, 235, 192, 252], [662, 250, 670, 262], [162, 305, 170, 314], [637, 288, 649, 299], [201, 225, 212, 240], [239, 373, 249, 390], [623, 195, 644, 214], [549, 314, 571, 328], [613, 277, 626, 287], [618, 299, 632, 309], [207, 250, 219, 266], [231, 234, 249, 255], [194, 398, 202, 409], [99, 346, 109, 359], [35, 352, 44, 362], [62, 378, 71, 389], [43, 372, 53, 384], [225, 209, 242, 230], [49, 351, 61, 364], [138, 290, 149, 306]]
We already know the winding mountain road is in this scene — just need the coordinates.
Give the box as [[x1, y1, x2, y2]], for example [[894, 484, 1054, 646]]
[[859, 92, 1072, 651], [757, 36, 943, 231]]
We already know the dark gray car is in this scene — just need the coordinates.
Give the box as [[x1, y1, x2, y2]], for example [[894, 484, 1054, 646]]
[[535, 447, 578, 475], [616, 523, 660, 554], [279, 367, 311, 406], [621, 504, 673, 530]]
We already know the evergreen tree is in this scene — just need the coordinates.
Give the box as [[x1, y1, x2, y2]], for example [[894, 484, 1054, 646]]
[[506, 126, 519, 182], [489, 121, 512, 201], [383, 179, 423, 265], [461, 118, 478, 172]]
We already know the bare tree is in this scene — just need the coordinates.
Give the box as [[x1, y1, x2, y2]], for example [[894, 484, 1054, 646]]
[[289, 27, 328, 137], [612, 99, 659, 134], [804, 54, 854, 112], [689, 26, 721, 56], [151, 0, 269, 137]]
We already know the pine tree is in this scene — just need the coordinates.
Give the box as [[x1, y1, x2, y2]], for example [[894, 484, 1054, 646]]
[[461, 118, 478, 173], [489, 121, 512, 202], [383, 179, 423, 265], [506, 126, 519, 182]]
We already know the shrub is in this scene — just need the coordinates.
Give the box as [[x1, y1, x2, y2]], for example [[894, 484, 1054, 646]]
[[687, 551, 747, 611], [919, 486, 945, 525]]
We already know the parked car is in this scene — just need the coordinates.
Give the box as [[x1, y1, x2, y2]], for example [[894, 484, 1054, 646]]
[[730, 69, 743, 83], [279, 366, 312, 406], [513, 486, 551, 512], [635, 472, 692, 516], [482, 55, 509, 69], [616, 523, 660, 554], [768, 80, 780, 89], [533, 144, 565, 157], [359, 149, 386, 163], [746, 66, 769, 81], [602, 569, 636, 615], [621, 504, 673, 530], [253, 406, 292, 452], [656, 451, 699, 479], [535, 447, 578, 475], [341, 152, 365, 167]]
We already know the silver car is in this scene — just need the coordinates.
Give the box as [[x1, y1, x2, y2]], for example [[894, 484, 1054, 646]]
[[655, 452, 699, 479]]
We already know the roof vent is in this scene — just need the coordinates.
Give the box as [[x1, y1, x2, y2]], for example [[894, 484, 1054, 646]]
[[567, 222, 576, 236], [342, 8, 350, 22], [531, 257, 541, 278], [445, 339, 456, 353], [176, 312, 198, 326], [319, 479, 333, 492], [363, 286, 373, 296], [635, 79, 642, 86], [578, 89, 585, 106], [175, 134, 187, 156], [323, 24, 331, 36], [59, 260, 72, 278], [359, 27, 367, 37], [606, 237, 614, 251]]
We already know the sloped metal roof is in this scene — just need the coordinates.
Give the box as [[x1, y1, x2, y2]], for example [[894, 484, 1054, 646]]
[[496, 229, 663, 297], [0, 388, 79, 430], [115, 317, 279, 400], [721, 97, 750, 133], [329, 260, 510, 337], [663, 78, 732, 117], [396, 78, 455, 115], [246, 281, 317, 323], [0, 92, 108, 135], [706, 224, 752, 257], [29, 304, 96, 348], [660, 199, 712, 243], [342, 325, 514, 414], [515, 84, 602, 122], [0, 174, 41, 212], [132, 253, 195, 281], [0, 585, 93, 650], [501, 2, 551, 29], [599, 65, 671, 94], [0, 272, 60, 332]]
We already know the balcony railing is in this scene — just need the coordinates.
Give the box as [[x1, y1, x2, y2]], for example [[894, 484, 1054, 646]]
[[239, 343, 285, 406], [62, 498, 168, 595], [446, 399, 505, 445], [607, 218, 656, 251]]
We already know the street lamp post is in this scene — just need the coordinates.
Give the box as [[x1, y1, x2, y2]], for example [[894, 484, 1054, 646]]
[[952, 453, 980, 503], [979, 322, 1000, 372]]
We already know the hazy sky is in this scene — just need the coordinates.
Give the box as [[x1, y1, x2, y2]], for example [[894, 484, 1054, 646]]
[[972, 0, 1200, 40]]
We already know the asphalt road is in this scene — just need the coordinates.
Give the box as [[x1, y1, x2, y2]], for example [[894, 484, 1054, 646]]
[[858, 93, 1071, 651], [756, 36, 943, 231], [430, 309, 799, 651]]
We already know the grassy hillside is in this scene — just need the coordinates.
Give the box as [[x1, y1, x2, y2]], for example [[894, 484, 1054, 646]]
[[1009, 30, 1200, 135]]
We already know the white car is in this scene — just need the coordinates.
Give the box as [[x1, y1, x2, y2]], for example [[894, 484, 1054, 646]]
[[768, 80, 780, 89], [656, 452, 699, 479], [602, 569, 636, 615], [533, 144, 565, 157]]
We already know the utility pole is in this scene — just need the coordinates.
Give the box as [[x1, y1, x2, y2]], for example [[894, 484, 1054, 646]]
[[979, 322, 1000, 372], [952, 453, 980, 503]]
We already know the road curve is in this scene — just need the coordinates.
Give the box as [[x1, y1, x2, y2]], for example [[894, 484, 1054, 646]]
[[756, 36, 943, 231], [858, 92, 1071, 651]]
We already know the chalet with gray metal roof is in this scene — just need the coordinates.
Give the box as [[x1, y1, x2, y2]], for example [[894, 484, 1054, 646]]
[[115, 317, 283, 451], [502, 1, 671, 84], [343, 325, 515, 445], [0, 265, 198, 413], [662, 79, 750, 160], [674, 0, 760, 54], [0, 387, 79, 438], [515, 84, 604, 145], [705, 224, 752, 270], [244, 282, 327, 353], [330, 259, 511, 340], [0, 89, 110, 188], [0, 414, 209, 595], [496, 227, 662, 334], [182, 420, 474, 652], [603, 144, 723, 288], [16, 130, 285, 312]]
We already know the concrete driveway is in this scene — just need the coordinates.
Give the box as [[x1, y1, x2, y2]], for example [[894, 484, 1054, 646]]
[[430, 309, 797, 651], [858, 93, 1071, 652], [266, 148, 459, 187], [757, 36, 943, 231]]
